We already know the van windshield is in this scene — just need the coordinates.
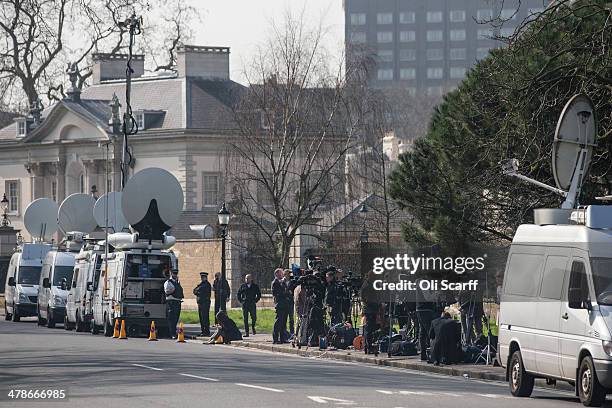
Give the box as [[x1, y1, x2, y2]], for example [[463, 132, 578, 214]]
[[591, 258, 612, 305], [125, 255, 171, 279], [53, 266, 75, 286], [17, 266, 42, 284]]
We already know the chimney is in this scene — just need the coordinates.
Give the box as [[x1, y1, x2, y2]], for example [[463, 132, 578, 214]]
[[176, 45, 229, 80], [92, 53, 144, 84]]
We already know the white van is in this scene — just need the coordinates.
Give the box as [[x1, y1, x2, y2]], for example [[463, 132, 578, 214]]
[[37, 251, 76, 328], [66, 244, 104, 332], [499, 207, 612, 406], [4, 244, 51, 322], [92, 247, 174, 337]]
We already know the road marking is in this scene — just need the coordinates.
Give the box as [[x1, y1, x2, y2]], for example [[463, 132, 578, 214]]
[[131, 363, 163, 371], [179, 373, 219, 382], [235, 383, 284, 393], [476, 393, 502, 398], [399, 391, 432, 396], [307, 396, 356, 405], [377, 390, 394, 395]]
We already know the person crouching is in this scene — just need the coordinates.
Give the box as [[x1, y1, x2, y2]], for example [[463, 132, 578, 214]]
[[209, 311, 243, 344]]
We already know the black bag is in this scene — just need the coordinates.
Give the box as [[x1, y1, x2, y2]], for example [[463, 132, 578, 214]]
[[462, 345, 481, 363], [378, 334, 403, 353], [390, 340, 418, 356], [328, 323, 356, 350]]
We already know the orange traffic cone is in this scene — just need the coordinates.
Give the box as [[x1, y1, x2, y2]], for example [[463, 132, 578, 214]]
[[118, 319, 127, 339], [176, 322, 185, 343], [148, 321, 158, 341], [112, 319, 120, 338]]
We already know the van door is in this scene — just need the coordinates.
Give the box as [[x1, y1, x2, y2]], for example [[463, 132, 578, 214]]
[[535, 252, 568, 377], [5, 256, 16, 310], [560, 256, 591, 380]]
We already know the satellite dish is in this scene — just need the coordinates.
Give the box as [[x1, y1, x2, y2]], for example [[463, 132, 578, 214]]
[[552, 94, 597, 209], [24, 198, 58, 242], [121, 168, 184, 240], [94, 192, 128, 233], [58, 193, 98, 234]]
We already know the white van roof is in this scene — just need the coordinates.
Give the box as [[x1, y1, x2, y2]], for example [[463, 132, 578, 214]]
[[513, 224, 612, 257]]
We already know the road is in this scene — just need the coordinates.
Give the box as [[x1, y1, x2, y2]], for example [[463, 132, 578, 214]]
[[0, 318, 599, 408]]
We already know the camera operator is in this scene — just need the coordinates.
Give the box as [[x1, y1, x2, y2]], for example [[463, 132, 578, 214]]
[[325, 270, 343, 325], [294, 269, 326, 346]]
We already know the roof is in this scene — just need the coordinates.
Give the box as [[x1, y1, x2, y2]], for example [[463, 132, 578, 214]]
[[513, 224, 612, 257]]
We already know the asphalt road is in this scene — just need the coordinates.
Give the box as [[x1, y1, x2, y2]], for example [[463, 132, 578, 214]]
[[0, 318, 601, 408]]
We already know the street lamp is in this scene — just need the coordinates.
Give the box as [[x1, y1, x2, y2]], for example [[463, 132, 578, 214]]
[[217, 202, 230, 312], [1, 193, 10, 227]]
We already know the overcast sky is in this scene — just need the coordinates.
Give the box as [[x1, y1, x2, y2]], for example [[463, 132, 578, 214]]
[[189, 0, 345, 84]]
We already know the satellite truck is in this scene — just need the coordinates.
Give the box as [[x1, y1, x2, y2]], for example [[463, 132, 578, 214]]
[[37, 193, 98, 328], [3, 198, 56, 322], [65, 192, 124, 332], [498, 94, 612, 406], [91, 168, 183, 338]]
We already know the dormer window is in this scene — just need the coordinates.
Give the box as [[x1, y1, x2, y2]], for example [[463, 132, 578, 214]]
[[16, 119, 27, 137], [132, 110, 165, 131]]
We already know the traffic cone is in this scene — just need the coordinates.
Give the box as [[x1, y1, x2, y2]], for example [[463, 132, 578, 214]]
[[118, 319, 127, 339], [112, 319, 120, 338], [148, 321, 158, 341], [176, 322, 185, 343]]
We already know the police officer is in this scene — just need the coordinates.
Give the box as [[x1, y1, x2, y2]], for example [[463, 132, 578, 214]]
[[193, 272, 212, 336], [272, 268, 289, 344], [213, 272, 231, 324], [164, 269, 184, 339], [237, 274, 261, 337]]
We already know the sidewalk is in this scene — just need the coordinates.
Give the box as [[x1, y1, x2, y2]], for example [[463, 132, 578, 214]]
[[183, 324, 573, 393]]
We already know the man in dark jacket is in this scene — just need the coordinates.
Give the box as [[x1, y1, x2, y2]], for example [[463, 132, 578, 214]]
[[272, 268, 289, 344], [193, 272, 212, 336], [237, 274, 261, 337], [213, 272, 231, 324]]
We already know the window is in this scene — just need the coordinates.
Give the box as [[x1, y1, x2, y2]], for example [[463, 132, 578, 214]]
[[399, 11, 415, 24], [377, 69, 394, 80], [136, 113, 145, 130], [377, 49, 394, 63], [5, 180, 19, 213], [427, 67, 443, 79], [449, 10, 466, 22], [477, 9, 493, 20], [377, 12, 393, 24], [399, 49, 416, 61], [450, 29, 466, 41], [350, 32, 366, 44], [202, 173, 219, 207], [350, 13, 366, 25], [501, 27, 515, 37], [478, 28, 494, 40], [17, 120, 26, 137], [426, 11, 443, 23], [427, 86, 444, 96], [568, 260, 589, 302], [476, 47, 490, 59], [501, 8, 517, 20], [51, 181, 57, 202], [400, 68, 416, 80], [450, 48, 466, 60], [107, 178, 113, 193], [399, 30, 415, 42], [504, 253, 544, 297], [79, 174, 85, 193], [427, 30, 443, 42], [377, 31, 393, 43], [450, 66, 467, 79], [539, 256, 568, 300], [427, 48, 444, 61]]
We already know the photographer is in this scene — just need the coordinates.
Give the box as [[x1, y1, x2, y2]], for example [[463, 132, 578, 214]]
[[325, 270, 343, 325]]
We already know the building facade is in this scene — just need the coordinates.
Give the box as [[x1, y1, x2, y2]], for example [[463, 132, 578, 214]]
[[345, 0, 549, 95]]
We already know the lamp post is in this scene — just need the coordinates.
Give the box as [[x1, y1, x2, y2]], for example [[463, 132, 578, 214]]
[[1, 193, 9, 227], [217, 202, 230, 312]]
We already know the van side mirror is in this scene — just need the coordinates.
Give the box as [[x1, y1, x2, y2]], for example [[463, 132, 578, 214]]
[[42, 278, 51, 288], [7, 277, 15, 287], [569, 288, 587, 309]]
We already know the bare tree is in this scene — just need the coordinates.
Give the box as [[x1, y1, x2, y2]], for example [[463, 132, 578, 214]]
[[228, 11, 362, 267]]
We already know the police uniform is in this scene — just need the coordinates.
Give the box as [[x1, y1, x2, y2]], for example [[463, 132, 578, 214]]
[[164, 271, 184, 338]]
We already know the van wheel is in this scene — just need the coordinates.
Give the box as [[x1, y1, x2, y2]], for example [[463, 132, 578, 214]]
[[509, 350, 534, 397], [11, 308, 20, 322], [578, 356, 606, 406], [46, 308, 55, 328], [103, 315, 113, 337]]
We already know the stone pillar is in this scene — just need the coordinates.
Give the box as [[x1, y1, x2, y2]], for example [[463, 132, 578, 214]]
[[0, 225, 18, 293], [28, 162, 45, 201], [53, 160, 66, 203]]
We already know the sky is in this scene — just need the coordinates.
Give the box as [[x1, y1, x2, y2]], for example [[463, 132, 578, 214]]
[[188, 0, 345, 84]]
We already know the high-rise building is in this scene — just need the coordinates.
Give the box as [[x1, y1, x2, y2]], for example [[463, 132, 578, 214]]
[[345, 0, 549, 95]]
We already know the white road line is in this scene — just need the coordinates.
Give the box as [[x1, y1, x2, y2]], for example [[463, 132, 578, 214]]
[[131, 363, 163, 371], [399, 391, 433, 396], [235, 383, 284, 393], [476, 393, 502, 398], [377, 390, 394, 395], [179, 373, 219, 382]]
